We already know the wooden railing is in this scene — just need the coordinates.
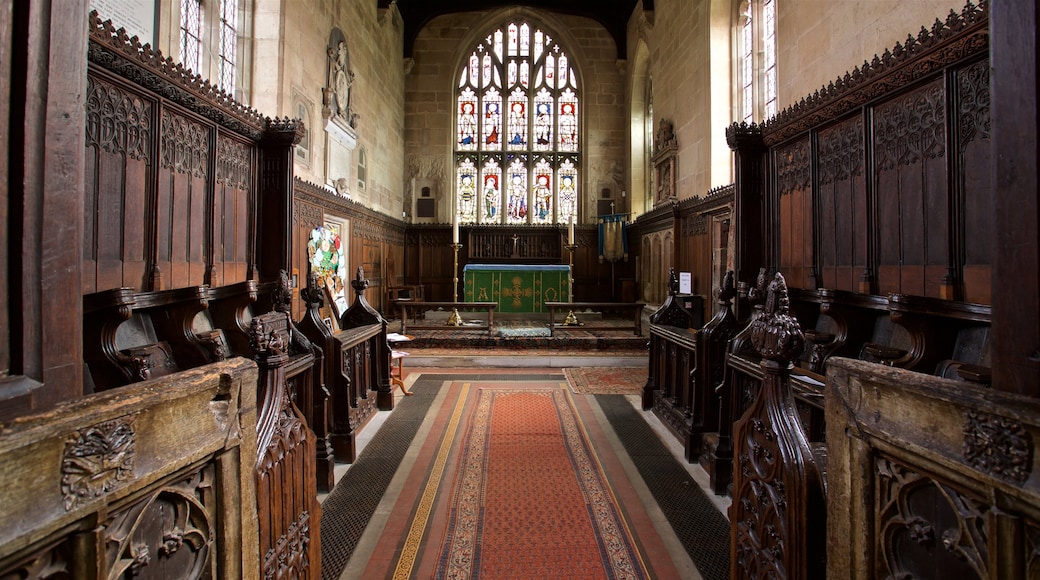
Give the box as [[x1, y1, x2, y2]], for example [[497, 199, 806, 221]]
[[544, 301, 646, 336]]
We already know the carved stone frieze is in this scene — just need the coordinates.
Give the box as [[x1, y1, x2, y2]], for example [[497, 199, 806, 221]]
[[161, 111, 209, 178], [818, 119, 864, 185], [85, 76, 151, 161], [61, 416, 137, 511], [776, 139, 811, 197], [874, 81, 946, 171], [958, 59, 991, 150], [963, 410, 1033, 483]]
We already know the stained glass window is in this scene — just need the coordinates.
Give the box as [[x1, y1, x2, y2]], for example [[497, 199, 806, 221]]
[[763, 0, 778, 119], [455, 20, 580, 225]]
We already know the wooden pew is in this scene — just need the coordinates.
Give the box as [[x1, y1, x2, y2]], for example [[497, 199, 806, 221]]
[[544, 301, 646, 336], [397, 301, 498, 335], [643, 270, 740, 472]]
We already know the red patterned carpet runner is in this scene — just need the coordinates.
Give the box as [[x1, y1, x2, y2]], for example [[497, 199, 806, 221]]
[[435, 387, 648, 579]]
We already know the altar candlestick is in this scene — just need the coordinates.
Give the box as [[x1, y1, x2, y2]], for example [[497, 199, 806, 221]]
[[452, 213, 460, 244], [568, 216, 575, 245]]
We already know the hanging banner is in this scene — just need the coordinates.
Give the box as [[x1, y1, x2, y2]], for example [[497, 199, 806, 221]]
[[598, 214, 628, 262]]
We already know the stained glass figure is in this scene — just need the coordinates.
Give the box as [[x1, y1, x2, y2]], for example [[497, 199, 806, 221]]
[[457, 158, 477, 222], [507, 159, 528, 223], [532, 158, 553, 224], [455, 20, 581, 225], [481, 158, 502, 222]]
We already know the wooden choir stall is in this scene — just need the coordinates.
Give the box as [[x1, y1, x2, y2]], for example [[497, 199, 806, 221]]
[[0, 12, 393, 579]]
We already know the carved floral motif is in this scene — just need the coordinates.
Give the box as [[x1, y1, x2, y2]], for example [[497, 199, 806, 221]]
[[958, 59, 991, 150], [963, 410, 1033, 483], [61, 416, 137, 511], [85, 76, 151, 160], [874, 81, 946, 171], [818, 119, 864, 184], [161, 111, 209, 178], [776, 140, 810, 197]]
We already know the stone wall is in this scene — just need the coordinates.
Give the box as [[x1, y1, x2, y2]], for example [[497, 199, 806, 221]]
[[777, 0, 966, 112], [251, 0, 405, 216], [403, 7, 625, 226]]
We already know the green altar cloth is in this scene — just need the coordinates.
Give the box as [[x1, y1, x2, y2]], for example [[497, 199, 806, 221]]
[[463, 264, 570, 313]]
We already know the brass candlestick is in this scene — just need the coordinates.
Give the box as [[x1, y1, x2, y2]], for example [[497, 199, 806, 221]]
[[564, 242, 580, 325], [447, 242, 464, 326]]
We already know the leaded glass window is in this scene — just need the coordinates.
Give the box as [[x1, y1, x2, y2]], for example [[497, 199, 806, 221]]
[[180, 0, 202, 74], [218, 0, 238, 95], [738, 0, 778, 123], [455, 20, 580, 225]]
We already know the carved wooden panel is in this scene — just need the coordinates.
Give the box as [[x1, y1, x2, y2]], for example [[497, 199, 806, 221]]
[[817, 117, 867, 291], [776, 138, 813, 288], [212, 134, 253, 286], [84, 74, 153, 293], [956, 58, 994, 304], [873, 79, 948, 298], [157, 109, 212, 290]]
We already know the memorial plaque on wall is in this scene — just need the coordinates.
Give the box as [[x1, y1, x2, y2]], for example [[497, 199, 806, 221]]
[[91, 0, 156, 46]]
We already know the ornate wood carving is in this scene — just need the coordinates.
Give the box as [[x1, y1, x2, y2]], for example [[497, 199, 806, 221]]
[[294, 201, 324, 230], [776, 139, 811, 197], [85, 76, 151, 160], [817, 119, 863, 185], [88, 11, 268, 140], [731, 273, 825, 579], [217, 135, 251, 189], [759, 1, 989, 146], [963, 410, 1033, 483], [161, 110, 210, 178], [958, 59, 991, 151], [61, 416, 137, 511], [874, 81, 946, 171], [649, 269, 698, 328], [876, 456, 989, 578], [104, 466, 215, 578]]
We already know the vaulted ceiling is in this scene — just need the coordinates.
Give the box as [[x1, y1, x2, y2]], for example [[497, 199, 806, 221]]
[[378, 0, 651, 59]]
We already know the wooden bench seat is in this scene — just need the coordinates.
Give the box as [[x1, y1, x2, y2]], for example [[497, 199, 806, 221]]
[[397, 301, 498, 335], [544, 301, 645, 336]]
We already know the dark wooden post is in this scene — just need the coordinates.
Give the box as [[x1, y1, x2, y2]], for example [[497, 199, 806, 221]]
[[256, 118, 304, 284], [295, 272, 338, 493], [341, 267, 394, 410], [991, 0, 1040, 397], [726, 123, 769, 304], [730, 272, 826, 579], [1, 0, 89, 418]]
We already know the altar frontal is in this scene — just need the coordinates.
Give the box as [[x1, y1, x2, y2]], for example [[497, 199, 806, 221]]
[[463, 264, 570, 313]]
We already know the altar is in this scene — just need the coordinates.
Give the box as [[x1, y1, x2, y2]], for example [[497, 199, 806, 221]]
[[463, 264, 570, 313]]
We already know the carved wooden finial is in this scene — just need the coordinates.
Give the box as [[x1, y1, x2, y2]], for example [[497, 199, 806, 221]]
[[717, 271, 737, 304], [300, 271, 324, 308], [667, 268, 679, 295], [250, 316, 285, 357], [750, 272, 805, 363], [351, 266, 369, 295], [273, 269, 293, 313]]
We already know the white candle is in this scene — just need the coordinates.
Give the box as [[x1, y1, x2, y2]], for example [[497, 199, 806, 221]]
[[568, 216, 575, 245], [452, 214, 460, 244]]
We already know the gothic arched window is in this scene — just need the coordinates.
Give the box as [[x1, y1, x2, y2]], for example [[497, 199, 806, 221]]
[[455, 21, 580, 225]]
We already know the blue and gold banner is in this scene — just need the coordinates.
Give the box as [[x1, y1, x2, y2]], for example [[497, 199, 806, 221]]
[[598, 214, 628, 262]]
